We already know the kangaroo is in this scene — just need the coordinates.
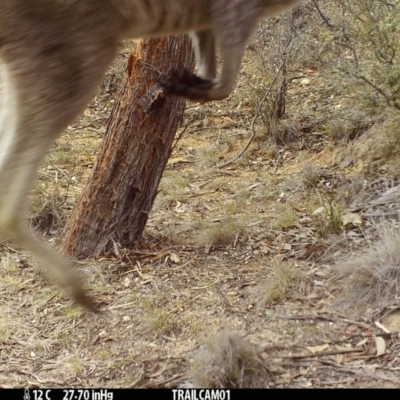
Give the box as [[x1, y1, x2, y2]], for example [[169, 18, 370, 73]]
[[0, 0, 303, 311]]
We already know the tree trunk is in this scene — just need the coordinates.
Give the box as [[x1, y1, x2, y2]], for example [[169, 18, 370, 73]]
[[59, 36, 193, 258]]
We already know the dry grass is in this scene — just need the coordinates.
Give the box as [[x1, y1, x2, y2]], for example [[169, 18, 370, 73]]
[[300, 163, 320, 188], [273, 205, 298, 230], [334, 176, 368, 209], [325, 201, 343, 235], [159, 172, 191, 204], [195, 145, 221, 170], [188, 330, 267, 388], [255, 260, 307, 306], [333, 224, 400, 311], [193, 216, 246, 247]]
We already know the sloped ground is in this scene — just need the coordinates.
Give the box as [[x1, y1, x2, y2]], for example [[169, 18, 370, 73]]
[[1, 41, 400, 388]]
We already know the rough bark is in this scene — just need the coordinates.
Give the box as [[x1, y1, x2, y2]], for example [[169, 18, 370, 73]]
[[59, 36, 193, 258]]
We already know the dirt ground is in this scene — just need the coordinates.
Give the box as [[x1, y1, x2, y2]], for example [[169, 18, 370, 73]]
[[1, 41, 400, 388]]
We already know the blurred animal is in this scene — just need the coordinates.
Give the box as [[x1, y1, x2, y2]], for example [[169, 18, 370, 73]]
[[0, 0, 303, 311]]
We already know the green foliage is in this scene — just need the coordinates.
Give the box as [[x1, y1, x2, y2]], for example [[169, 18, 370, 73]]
[[249, 0, 400, 148], [321, 0, 400, 113]]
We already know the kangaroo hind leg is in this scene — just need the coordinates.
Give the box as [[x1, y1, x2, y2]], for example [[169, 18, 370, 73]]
[[0, 39, 117, 311]]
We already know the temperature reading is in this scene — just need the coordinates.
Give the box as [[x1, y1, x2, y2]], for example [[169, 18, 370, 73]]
[[32, 390, 51, 400]]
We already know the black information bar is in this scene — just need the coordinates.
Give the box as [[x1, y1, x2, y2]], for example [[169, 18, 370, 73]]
[[2, 389, 236, 400], [1, 388, 385, 398]]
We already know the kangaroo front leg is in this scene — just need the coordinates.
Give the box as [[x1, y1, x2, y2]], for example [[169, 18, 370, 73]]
[[160, 30, 216, 102], [161, 15, 259, 103], [205, 9, 263, 102], [162, 37, 250, 103], [190, 30, 217, 80]]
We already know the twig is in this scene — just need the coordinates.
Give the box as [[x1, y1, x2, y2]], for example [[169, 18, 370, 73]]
[[278, 313, 372, 329], [167, 294, 203, 316], [361, 211, 399, 219], [271, 347, 364, 360], [319, 359, 400, 385], [343, 69, 400, 110], [68, 117, 108, 131], [312, 0, 334, 29], [215, 50, 290, 169], [273, 152, 283, 173], [171, 123, 189, 153]]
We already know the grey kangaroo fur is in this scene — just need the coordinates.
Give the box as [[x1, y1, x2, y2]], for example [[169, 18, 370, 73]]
[[0, 0, 303, 311]]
